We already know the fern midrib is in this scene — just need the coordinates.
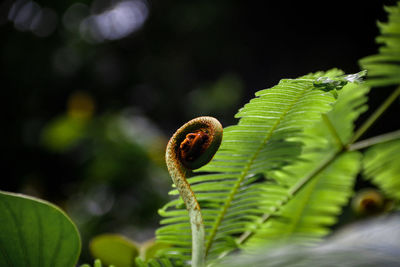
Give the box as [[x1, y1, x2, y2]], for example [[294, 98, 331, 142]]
[[236, 150, 340, 246], [205, 85, 312, 256], [281, 172, 320, 240]]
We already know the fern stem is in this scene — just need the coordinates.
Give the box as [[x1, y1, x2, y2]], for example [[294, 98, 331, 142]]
[[166, 143, 205, 267], [350, 86, 400, 143], [236, 151, 340, 246], [288, 151, 340, 196], [321, 114, 344, 149], [348, 129, 400, 151], [165, 117, 223, 267]]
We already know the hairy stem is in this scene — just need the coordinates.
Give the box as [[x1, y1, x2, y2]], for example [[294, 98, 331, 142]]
[[350, 86, 400, 143], [166, 117, 223, 267], [165, 152, 205, 267]]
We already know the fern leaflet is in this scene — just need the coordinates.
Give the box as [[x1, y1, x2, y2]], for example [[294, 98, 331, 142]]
[[243, 82, 369, 249], [363, 139, 400, 204], [359, 2, 400, 87]]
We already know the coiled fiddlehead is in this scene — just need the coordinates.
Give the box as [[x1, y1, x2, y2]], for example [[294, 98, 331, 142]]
[[165, 117, 223, 267]]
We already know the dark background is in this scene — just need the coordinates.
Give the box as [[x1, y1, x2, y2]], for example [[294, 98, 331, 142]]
[[0, 0, 398, 262]]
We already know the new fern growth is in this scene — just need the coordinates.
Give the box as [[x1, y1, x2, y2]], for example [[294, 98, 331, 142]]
[[165, 117, 223, 267]]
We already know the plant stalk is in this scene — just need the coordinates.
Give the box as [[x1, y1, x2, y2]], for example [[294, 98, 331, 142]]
[[349, 129, 400, 151], [166, 158, 205, 267], [350, 86, 400, 143]]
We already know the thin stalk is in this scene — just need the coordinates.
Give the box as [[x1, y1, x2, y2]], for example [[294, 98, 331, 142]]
[[189, 207, 205, 267], [349, 129, 400, 151], [350, 86, 400, 143], [166, 152, 205, 267]]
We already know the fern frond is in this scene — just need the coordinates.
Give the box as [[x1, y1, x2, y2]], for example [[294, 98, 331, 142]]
[[157, 70, 352, 262], [244, 152, 361, 248], [324, 83, 370, 144], [243, 82, 368, 249], [363, 139, 400, 203], [359, 2, 400, 87]]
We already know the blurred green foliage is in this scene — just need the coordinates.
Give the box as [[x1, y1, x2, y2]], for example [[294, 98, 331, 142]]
[[90, 234, 139, 267], [41, 102, 170, 261]]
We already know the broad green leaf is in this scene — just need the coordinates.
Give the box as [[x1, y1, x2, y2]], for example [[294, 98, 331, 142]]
[[363, 139, 400, 203], [0, 191, 81, 267], [90, 234, 139, 267]]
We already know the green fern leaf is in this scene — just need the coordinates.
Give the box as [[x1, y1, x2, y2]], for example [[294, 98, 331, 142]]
[[243, 82, 368, 249], [363, 139, 400, 203], [324, 83, 370, 144], [244, 152, 361, 248], [359, 2, 400, 87], [157, 69, 354, 262]]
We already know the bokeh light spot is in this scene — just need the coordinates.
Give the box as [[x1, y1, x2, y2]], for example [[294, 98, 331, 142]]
[[68, 91, 96, 120], [62, 3, 89, 33], [8, 0, 57, 37], [80, 0, 148, 43]]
